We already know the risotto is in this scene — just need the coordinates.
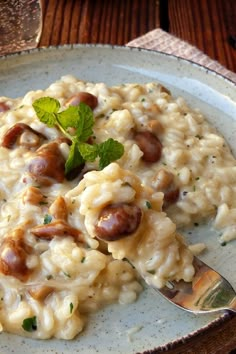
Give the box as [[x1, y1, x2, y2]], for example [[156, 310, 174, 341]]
[[0, 75, 235, 339]]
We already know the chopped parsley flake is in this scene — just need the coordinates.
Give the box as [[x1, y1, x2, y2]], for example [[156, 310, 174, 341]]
[[145, 201, 152, 209], [39, 201, 48, 205], [43, 214, 52, 224], [63, 271, 71, 278], [147, 270, 155, 275], [70, 302, 74, 314], [22, 316, 37, 332]]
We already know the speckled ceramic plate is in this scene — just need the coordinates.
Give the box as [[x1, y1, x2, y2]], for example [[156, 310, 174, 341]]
[[0, 45, 236, 354]]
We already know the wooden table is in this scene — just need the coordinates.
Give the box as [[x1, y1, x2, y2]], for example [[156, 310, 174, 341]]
[[39, 1, 236, 353], [39, 0, 236, 73]]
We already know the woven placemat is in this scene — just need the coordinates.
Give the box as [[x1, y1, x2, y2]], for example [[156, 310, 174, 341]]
[[127, 28, 236, 84]]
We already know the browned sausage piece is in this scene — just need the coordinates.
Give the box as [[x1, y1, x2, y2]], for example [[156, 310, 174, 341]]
[[65, 92, 98, 110], [28, 140, 66, 184], [31, 220, 83, 242], [0, 102, 10, 113], [134, 131, 162, 163], [0, 232, 31, 281], [95, 203, 142, 241], [1, 123, 46, 149]]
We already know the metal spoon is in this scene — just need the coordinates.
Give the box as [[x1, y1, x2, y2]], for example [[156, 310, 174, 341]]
[[153, 257, 236, 314]]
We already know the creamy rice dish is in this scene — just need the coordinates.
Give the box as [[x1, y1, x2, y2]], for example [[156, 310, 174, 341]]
[[0, 76, 235, 340]]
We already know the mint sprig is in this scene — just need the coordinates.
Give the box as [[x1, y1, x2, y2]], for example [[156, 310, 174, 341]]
[[98, 138, 125, 170], [32, 97, 124, 174]]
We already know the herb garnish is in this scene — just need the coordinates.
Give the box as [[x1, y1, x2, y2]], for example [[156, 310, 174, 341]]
[[22, 316, 37, 332], [32, 97, 124, 174], [63, 271, 71, 278], [145, 201, 152, 209], [70, 302, 74, 314], [43, 214, 52, 224], [147, 270, 155, 275], [39, 201, 48, 205]]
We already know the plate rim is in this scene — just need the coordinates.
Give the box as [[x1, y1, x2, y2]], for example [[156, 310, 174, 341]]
[[0, 43, 235, 88]]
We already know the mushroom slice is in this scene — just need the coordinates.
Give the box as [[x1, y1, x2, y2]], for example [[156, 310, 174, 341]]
[[48, 196, 68, 221], [31, 220, 83, 242], [1, 123, 46, 149], [0, 229, 32, 281]]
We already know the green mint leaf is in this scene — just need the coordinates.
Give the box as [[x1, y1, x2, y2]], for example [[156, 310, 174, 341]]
[[43, 214, 52, 224], [65, 140, 84, 175], [78, 142, 98, 162], [32, 97, 125, 175], [22, 316, 37, 332], [76, 103, 94, 141], [97, 138, 124, 169], [57, 103, 94, 141], [57, 106, 82, 130], [32, 97, 60, 127]]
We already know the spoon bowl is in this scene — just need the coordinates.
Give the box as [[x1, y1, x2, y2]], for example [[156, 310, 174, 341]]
[[154, 257, 236, 314]]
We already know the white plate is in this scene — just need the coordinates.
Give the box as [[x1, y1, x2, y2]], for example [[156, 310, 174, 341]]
[[0, 45, 236, 354]]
